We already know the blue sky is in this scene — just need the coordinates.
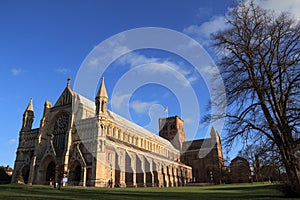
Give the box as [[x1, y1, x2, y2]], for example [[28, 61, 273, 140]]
[[1, 0, 298, 168]]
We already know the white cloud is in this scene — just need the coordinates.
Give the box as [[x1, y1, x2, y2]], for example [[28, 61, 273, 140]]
[[117, 52, 158, 67], [11, 68, 22, 76], [117, 52, 198, 86], [8, 139, 16, 145], [184, 0, 300, 46], [183, 15, 227, 45], [130, 100, 157, 114], [88, 57, 100, 66], [253, 0, 300, 19], [88, 44, 130, 68], [55, 67, 71, 74], [111, 93, 131, 110], [201, 65, 219, 75], [111, 94, 158, 117], [87, 33, 199, 86], [87, 34, 130, 70]]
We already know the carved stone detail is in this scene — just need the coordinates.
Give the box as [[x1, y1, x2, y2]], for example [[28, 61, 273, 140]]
[[53, 114, 69, 156]]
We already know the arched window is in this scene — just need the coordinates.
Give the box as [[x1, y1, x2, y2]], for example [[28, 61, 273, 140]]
[[101, 100, 105, 112], [53, 114, 69, 156]]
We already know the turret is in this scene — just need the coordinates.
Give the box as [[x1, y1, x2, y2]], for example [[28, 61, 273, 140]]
[[210, 126, 224, 166], [95, 77, 108, 116], [43, 100, 52, 117], [21, 98, 34, 131], [40, 100, 52, 127], [210, 126, 221, 143]]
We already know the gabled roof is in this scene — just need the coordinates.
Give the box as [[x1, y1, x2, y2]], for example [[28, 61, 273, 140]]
[[182, 127, 220, 151], [182, 139, 205, 151], [54, 84, 73, 107], [73, 92, 95, 110]]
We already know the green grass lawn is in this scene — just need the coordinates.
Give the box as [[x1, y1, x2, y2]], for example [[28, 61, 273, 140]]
[[0, 183, 296, 200]]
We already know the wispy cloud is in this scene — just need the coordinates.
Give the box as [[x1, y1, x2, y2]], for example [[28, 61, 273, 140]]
[[86, 33, 199, 87], [55, 67, 71, 74], [111, 93, 131, 110], [87, 33, 129, 70], [117, 52, 158, 68], [184, 0, 300, 46], [111, 94, 158, 118], [253, 0, 300, 19], [11, 68, 22, 76], [183, 16, 228, 47], [200, 65, 219, 75], [117, 52, 198, 86], [8, 139, 16, 145], [130, 100, 157, 114]]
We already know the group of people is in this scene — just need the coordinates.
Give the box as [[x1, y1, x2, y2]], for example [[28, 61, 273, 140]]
[[108, 179, 120, 188]]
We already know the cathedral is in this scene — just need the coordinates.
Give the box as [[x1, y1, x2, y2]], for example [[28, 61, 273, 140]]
[[11, 78, 224, 187]]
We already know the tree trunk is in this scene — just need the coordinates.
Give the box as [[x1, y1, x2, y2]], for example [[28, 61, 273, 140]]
[[279, 144, 300, 184]]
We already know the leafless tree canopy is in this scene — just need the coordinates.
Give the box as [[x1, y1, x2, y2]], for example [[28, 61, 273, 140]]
[[238, 143, 282, 182], [212, 1, 300, 185]]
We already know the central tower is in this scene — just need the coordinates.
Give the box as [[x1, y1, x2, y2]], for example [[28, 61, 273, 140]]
[[159, 116, 186, 150]]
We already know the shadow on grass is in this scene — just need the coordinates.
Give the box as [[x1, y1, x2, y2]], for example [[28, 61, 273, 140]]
[[0, 183, 286, 200], [207, 183, 275, 191]]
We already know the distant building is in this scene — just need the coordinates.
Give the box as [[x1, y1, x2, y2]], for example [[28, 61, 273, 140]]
[[255, 164, 282, 182], [230, 156, 251, 183], [11, 78, 223, 187]]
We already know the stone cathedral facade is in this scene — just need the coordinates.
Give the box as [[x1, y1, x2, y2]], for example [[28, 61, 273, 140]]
[[11, 78, 223, 187]]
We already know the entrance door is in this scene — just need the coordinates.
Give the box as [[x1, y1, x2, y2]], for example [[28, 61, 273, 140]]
[[46, 161, 56, 183]]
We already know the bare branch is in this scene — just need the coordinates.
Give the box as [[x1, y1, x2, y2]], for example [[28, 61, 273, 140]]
[[210, 0, 300, 184]]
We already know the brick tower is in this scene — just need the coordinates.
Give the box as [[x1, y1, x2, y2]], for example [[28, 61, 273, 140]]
[[159, 116, 186, 150]]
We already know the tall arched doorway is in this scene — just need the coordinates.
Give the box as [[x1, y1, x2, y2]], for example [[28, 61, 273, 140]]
[[74, 165, 81, 182], [69, 161, 82, 186], [20, 165, 30, 184], [46, 161, 56, 183], [37, 155, 56, 185]]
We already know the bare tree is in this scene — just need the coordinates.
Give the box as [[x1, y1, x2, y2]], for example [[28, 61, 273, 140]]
[[238, 143, 282, 182], [212, 1, 300, 186]]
